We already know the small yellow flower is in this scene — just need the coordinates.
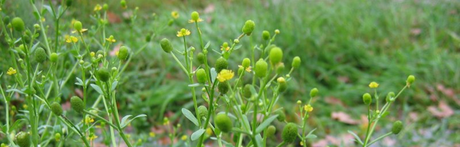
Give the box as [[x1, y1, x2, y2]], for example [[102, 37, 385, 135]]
[[304, 104, 313, 112], [149, 132, 156, 138], [221, 46, 230, 51], [369, 82, 379, 88], [176, 28, 191, 37], [188, 18, 203, 23], [297, 100, 302, 105], [88, 133, 98, 141], [238, 65, 252, 72], [171, 11, 179, 19], [85, 116, 94, 125], [206, 127, 213, 136], [41, 17, 46, 22], [217, 69, 234, 82], [181, 135, 187, 141], [7, 67, 17, 75], [90, 52, 95, 57], [94, 4, 102, 11], [65, 35, 78, 43], [106, 35, 116, 43], [163, 117, 170, 125]]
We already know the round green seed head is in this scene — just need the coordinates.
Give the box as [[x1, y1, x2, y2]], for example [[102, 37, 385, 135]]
[[218, 81, 229, 94], [276, 63, 285, 75], [50, 102, 63, 116], [97, 68, 110, 82], [12, 17, 25, 32], [363, 93, 372, 106], [282, 123, 298, 143], [242, 20, 255, 36], [3, 16, 10, 24], [74, 20, 82, 32], [265, 125, 276, 138], [214, 113, 233, 133], [197, 52, 205, 64], [103, 4, 109, 10], [391, 120, 403, 134], [243, 84, 252, 98], [269, 47, 283, 65], [120, 0, 127, 8], [160, 38, 173, 53], [276, 110, 286, 121], [310, 88, 318, 97], [35, 47, 47, 63], [196, 69, 207, 84], [65, 0, 73, 7], [16, 131, 31, 147], [242, 58, 250, 68], [292, 56, 301, 69], [191, 11, 199, 21], [55, 133, 61, 141], [262, 30, 270, 40], [386, 92, 395, 102], [215, 57, 228, 72], [70, 96, 85, 113], [118, 46, 129, 60], [197, 105, 208, 118], [406, 75, 415, 85], [255, 59, 268, 78]]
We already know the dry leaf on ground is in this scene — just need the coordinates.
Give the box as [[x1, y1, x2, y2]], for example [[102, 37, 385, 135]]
[[427, 101, 454, 118], [331, 111, 359, 125]]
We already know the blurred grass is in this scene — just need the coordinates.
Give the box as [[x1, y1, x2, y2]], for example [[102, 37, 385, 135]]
[[3, 0, 460, 145]]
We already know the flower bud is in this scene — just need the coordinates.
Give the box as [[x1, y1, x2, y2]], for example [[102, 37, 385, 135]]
[[33, 24, 40, 30], [3, 16, 10, 24], [120, 0, 127, 8], [197, 52, 205, 64], [262, 30, 270, 40], [16, 131, 31, 147], [386, 92, 395, 102], [215, 57, 228, 72], [191, 11, 199, 21], [243, 84, 252, 98], [265, 125, 276, 138], [197, 105, 208, 118], [218, 81, 229, 94], [55, 133, 61, 142], [269, 47, 283, 65], [35, 47, 47, 63], [406, 75, 415, 85], [282, 123, 298, 143], [66, 0, 73, 7], [118, 46, 129, 60], [242, 20, 255, 36], [292, 56, 301, 69], [196, 69, 207, 84], [363, 93, 372, 106], [276, 110, 285, 121], [242, 58, 250, 68], [70, 96, 85, 113], [50, 102, 63, 116], [214, 113, 233, 133], [276, 63, 285, 75], [160, 38, 173, 53], [234, 39, 239, 44], [310, 88, 318, 97], [255, 59, 268, 78], [97, 68, 110, 82], [277, 77, 287, 92], [12, 17, 25, 32], [391, 120, 403, 134], [74, 20, 82, 32], [275, 29, 280, 34], [103, 4, 109, 10]]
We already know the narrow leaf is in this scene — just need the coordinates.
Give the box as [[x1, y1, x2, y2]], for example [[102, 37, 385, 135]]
[[90, 84, 103, 95], [191, 129, 205, 141], [348, 130, 364, 145], [256, 115, 278, 133], [182, 108, 199, 126]]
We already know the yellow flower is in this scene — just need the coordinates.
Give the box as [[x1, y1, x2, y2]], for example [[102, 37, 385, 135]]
[[88, 133, 98, 141], [7, 67, 17, 75], [188, 18, 203, 23], [217, 69, 234, 82], [106, 35, 116, 43], [181, 135, 187, 141], [41, 17, 46, 22], [163, 117, 170, 125], [297, 100, 302, 105], [369, 82, 379, 88], [176, 28, 191, 37], [171, 11, 179, 19], [85, 116, 94, 125], [304, 104, 313, 112], [206, 127, 213, 136], [94, 4, 102, 11], [221, 46, 230, 51], [65, 35, 78, 43], [23, 104, 28, 109], [238, 65, 252, 72], [90, 52, 95, 57], [149, 132, 156, 138]]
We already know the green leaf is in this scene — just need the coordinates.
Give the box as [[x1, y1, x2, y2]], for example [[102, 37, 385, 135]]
[[256, 115, 278, 133], [210, 68, 217, 83], [75, 77, 83, 86], [111, 81, 118, 91], [204, 41, 211, 49], [304, 128, 317, 139], [90, 84, 103, 95], [255, 134, 263, 147], [232, 128, 251, 135], [120, 114, 147, 129], [188, 83, 200, 88], [181, 108, 198, 126], [191, 129, 205, 141], [348, 130, 364, 145]]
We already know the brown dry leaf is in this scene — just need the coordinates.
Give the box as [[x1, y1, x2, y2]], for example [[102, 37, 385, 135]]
[[411, 28, 422, 36], [383, 137, 396, 146], [436, 84, 455, 98], [204, 4, 215, 14], [107, 11, 122, 24], [312, 139, 328, 147], [110, 44, 122, 56], [409, 112, 419, 123], [312, 134, 354, 146], [331, 111, 359, 125], [427, 101, 454, 118], [325, 97, 345, 107], [338, 76, 350, 83]]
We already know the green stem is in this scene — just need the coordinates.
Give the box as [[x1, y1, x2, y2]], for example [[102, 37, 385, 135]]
[[197, 81, 218, 146], [367, 132, 392, 146]]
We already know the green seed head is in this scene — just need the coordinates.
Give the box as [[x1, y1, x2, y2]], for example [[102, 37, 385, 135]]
[[118, 46, 129, 60], [70, 96, 85, 113], [191, 11, 199, 21], [218, 81, 229, 94], [276, 110, 286, 121], [242, 20, 255, 36], [391, 120, 403, 134], [160, 38, 173, 53], [3, 16, 10, 24], [215, 57, 228, 72], [196, 69, 207, 84], [262, 30, 270, 40], [103, 4, 109, 10], [255, 59, 268, 78], [12, 17, 25, 32], [97, 68, 110, 82], [65, 0, 73, 7], [386, 92, 395, 102], [197, 105, 208, 118], [242, 58, 250, 68], [265, 125, 276, 138], [292, 56, 301, 69], [35, 47, 47, 63], [243, 84, 252, 98], [214, 113, 233, 133], [277, 77, 287, 92], [310, 88, 318, 97], [16, 131, 31, 147], [120, 0, 127, 8], [406, 75, 415, 85], [49, 53, 58, 62], [269, 47, 283, 65], [74, 20, 82, 32], [197, 52, 205, 64], [363, 93, 372, 106], [276, 63, 285, 75], [282, 123, 298, 143], [50, 102, 63, 116]]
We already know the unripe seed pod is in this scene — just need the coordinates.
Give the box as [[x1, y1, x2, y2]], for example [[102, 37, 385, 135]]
[[50, 102, 63, 116], [218, 81, 229, 94], [3, 16, 10, 24], [243, 84, 252, 98], [66, 0, 73, 7], [120, 0, 127, 8], [265, 125, 276, 138], [160, 38, 173, 53], [97, 68, 110, 82], [276, 110, 285, 121], [197, 105, 208, 118], [55, 133, 61, 142], [74, 20, 82, 32], [255, 59, 268, 78], [70, 96, 85, 113], [282, 123, 298, 143], [310, 88, 318, 97], [12, 17, 25, 32], [277, 77, 287, 92], [191, 11, 199, 21], [262, 30, 270, 40], [196, 69, 207, 84], [16, 131, 31, 147], [363, 93, 372, 106], [215, 57, 228, 72], [275, 29, 280, 34], [118, 46, 129, 60], [242, 58, 250, 68], [214, 113, 233, 133], [197, 52, 205, 64], [35, 47, 47, 63], [269, 47, 283, 65], [386, 92, 395, 102], [168, 19, 174, 26], [406, 75, 415, 85], [33, 24, 40, 30], [242, 20, 255, 36], [276, 63, 285, 75], [391, 120, 403, 134], [103, 4, 109, 10], [292, 56, 301, 69], [145, 35, 151, 42]]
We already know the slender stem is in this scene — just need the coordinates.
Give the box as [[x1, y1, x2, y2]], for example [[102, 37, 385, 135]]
[[367, 132, 392, 146], [276, 141, 285, 147], [197, 81, 218, 146]]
